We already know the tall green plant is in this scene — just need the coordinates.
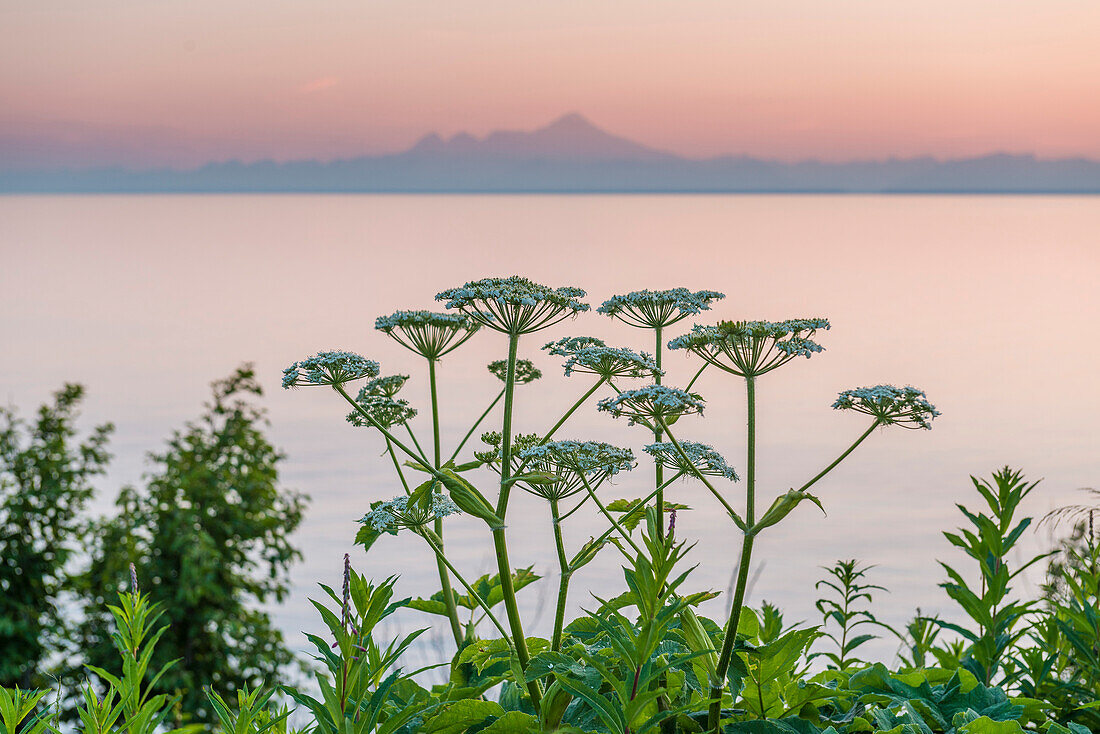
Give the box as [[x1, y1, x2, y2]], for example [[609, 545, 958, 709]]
[[932, 467, 1050, 687], [1017, 523, 1100, 729], [812, 559, 896, 670], [0, 385, 113, 689], [284, 276, 938, 730], [667, 326, 939, 733], [281, 558, 434, 734]]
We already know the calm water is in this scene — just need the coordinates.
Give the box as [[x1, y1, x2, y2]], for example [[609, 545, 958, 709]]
[[2, 194, 1098, 664]]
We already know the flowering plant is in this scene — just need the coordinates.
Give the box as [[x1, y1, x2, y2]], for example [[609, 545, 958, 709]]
[[282, 275, 938, 732]]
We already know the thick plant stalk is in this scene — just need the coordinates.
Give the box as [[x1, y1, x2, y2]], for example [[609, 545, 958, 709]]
[[654, 325, 665, 538], [708, 375, 756, 732], [494, 333, 542, 712], [420, 531, 512, 643], [550, 497, 571, 652], [428, 358, 463, 646]]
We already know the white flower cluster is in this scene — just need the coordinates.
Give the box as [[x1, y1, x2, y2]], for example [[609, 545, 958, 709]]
[[668, 318, 830, 376], [347, 392, 417, 429], [282, 351, 379, 389], [597, 385, 705, 424], [644, 441, 738, 481], [543, 337, 659, 379], [833, 385, 940, 430], [375, 310, 479, 359], [436, 276, 589, 334], [362, 374, 409, 398], [360, 492, 461, 532], [516, 440, 635, 500], [487, 359, 543, 384], [598, 288, 725, 329]]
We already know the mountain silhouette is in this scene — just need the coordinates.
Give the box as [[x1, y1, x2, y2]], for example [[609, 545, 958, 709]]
[[407, 113, 675, 161], [3, 114, 1099, 193]]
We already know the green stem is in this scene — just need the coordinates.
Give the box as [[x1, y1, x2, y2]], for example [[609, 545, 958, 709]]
[[429, 358, 463, 648], [654, 325, 665, 539], [514, 377, 607, 477], [336, 385, 432, 470], [419, 530, 512, 643], [580, 475, 644, 558], [550, 497, 571, 652], [448, 388, 505, 464], [386, 438, 411, 495], [795, 420, 881, 494], [708, 536, 754, 730], [657, 418, 744, 529], [685, 362, 709, 392], [708, 375, 756, 734], [583, 473, 684, 551], [403, 423, 431, 467], [494, 333, 541, 713]]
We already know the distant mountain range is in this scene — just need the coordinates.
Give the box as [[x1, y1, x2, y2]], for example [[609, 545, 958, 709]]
[[4, 113, 1099, 193]]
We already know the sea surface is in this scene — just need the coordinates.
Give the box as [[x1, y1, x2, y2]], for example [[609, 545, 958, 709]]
[[2, 194, 1098, 666]]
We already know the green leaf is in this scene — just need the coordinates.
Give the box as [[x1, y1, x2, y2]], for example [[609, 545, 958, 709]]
[[956, 716, 1025, 733], [420, 700, 506, 734], [478, 711, 538, 734]]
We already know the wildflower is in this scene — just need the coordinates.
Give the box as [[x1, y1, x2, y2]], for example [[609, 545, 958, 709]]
[[597, 385, 705, 426], [598, 288, 725, 329], [361, 374, 409, 398], [543, 336, 608, 355], [488, 359, 542, 384], [436, 276, 589, 335], [644, 441, 738, 481], [346, 390, 417, 428], [516, 440, 636, 501], [375, 310, 479, 360], [832, 385, 940, 430], [282, 351, 379, 388], [668, 318, 829, 376], [360, 492, 461, 533], [475, 431, 542, 468], [543, 337, 660, 380]]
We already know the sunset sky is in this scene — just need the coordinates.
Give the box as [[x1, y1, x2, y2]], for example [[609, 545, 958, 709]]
[[2, 1, 1099, 169]]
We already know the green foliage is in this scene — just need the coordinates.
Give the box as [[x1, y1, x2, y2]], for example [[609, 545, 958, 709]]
[[281, 569, 434, 734], [76, 592, 201, 734], [541, 510, 703, 734], [1017, 526, 1100, 730], [408, 567, 541, 631], [932, 468, 1049, 687], [895, 611, 943, 671], [0, 385, 112, 688], [79, 365, 307, 722], [812, 561, 896, 671]]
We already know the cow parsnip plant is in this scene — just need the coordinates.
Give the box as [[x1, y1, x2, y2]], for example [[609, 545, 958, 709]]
[[277, 275, 944, 732]]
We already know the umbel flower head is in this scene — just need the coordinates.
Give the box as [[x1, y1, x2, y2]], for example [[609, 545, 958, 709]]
[[436, 276, 589, 335], [362, 374, 409, 398], [598, 288, 725, 329], [668, 318, 830, 377], [833, 385, 940, 430], [644, 441, 739, 481], [543, 336, 660, 380], [347, 391, 417, 429], [516, 440, 636, 501], [488, 359, 542, 384], [283, 351, 379, 388], [597, 385, 705, 426], [375, 310, 479, 360], [475, 431, 542, 469], [360, 492, 461, 533]]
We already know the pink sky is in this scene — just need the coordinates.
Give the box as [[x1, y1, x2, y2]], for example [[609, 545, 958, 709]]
[[2, 1, 1099, 168]]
